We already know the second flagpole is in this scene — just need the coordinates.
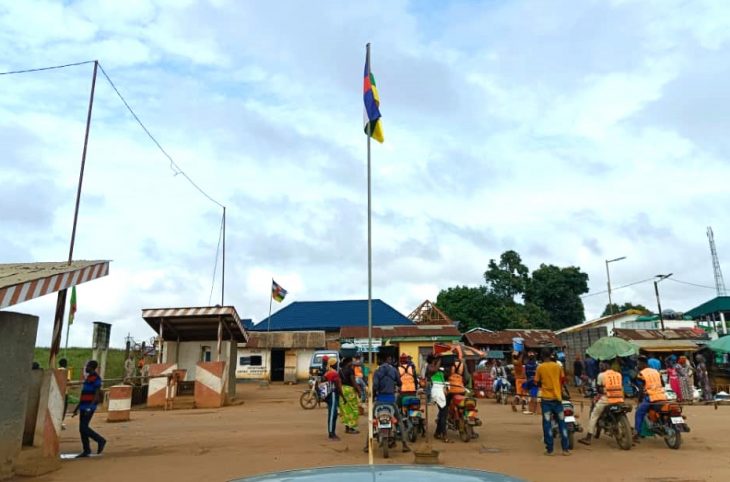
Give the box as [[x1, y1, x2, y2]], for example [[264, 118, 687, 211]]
[[365, 42, 374, 466]]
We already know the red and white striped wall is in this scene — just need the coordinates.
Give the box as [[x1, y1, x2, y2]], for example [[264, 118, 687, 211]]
[[33, 369, 67, 457], [146, 363, 177, 408], [0, 261, 110, 309], [107, 385, 132, 422], [195, 361, 227, 408]]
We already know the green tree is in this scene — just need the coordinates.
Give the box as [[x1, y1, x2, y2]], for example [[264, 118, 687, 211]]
[[436, 286, 489, 332], [524, 264, 589, 330], [601, 302, 650, 317], [484, 250, 529, 301]]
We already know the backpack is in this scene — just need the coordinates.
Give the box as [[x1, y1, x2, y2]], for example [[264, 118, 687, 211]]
[[318, 380, 334, 399]]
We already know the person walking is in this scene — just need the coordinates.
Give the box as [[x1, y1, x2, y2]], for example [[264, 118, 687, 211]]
[[353, 355, 368, 403], [694, 354, 713, 401], [511, 352, 527, 412], [573, 355, 584, 388], [71, 360, 106, 458], [675, 356, 693, 402], [427, 355, 451, 443], [338, 357, 360, 434], [323, 357, 342, 441], [523, 352, 539, 414], [584, 354, 598, 385], [535, 349, 570, 456]]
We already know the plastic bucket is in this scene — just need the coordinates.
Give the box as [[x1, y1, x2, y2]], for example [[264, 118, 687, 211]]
[[512, 337, 524, 353]]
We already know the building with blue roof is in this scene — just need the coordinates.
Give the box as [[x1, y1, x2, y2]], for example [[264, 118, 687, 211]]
[[247, 299, 414, 332]]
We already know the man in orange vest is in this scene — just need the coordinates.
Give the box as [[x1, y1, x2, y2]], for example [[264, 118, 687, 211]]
[[634, 355, 668, 441], [398, 354, 419, 396], [579, 360, 624, 446]]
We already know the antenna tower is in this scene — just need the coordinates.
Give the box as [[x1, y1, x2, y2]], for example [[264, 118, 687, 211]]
[[707, 226, 727, 296]]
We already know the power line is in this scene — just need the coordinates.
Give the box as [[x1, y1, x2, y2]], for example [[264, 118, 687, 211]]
[[96, 63, 226, 209], [667, 278, 716, 290], [581, 277, 655, 298], [0, 60, 95, 76]]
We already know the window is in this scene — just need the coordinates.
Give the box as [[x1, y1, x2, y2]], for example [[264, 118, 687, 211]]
[[239, 356, 263, 366], [201, 346, 212, 362]]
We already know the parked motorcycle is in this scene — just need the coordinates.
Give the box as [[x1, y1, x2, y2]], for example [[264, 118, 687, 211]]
[[550, 399, 581, 449], [299, 376, 324, 410], [372, 402, 403, 458], [640, 401, 690, 449], [400, 395, 425, 443], [493, 377, 511, 405], [447, 392, 482, 442], [592, 401, 633, 450]]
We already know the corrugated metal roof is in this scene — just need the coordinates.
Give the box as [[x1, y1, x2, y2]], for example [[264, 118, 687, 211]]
[[464, 330, 563, 348], [614, 328, 709, 341], [340, 325, 461, 340], [245, 331, 326, 349], [628, 339, 700, 352], [0, 260, 110, 308], [141, 306, 247, 342], [556, 310, 647, 334], [251, 300, 414, 331], [685, 296, 730, 318]]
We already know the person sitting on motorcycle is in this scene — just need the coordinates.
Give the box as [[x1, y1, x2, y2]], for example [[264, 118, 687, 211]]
[[367, 354, 410, 453], [397, 353, 419, 408], [491, 360, 509, 394], [579, 360, 624, 446], [633, 355, 668, 442], [447, 355, 468, 407]]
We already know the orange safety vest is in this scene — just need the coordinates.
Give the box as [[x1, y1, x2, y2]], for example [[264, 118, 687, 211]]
[[448, 361, 466, 394], [398, 365, 416, 392], [354, 365, 363, 378], [603, 369, 624, 403], [640, 368, 667, 402]]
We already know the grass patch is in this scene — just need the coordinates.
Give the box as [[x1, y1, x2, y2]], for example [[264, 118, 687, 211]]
[[33, 347, 127, 382]]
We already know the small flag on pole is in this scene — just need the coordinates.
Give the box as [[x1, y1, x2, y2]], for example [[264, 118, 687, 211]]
[[68, 286, 77, 325], [363, 52, 384, 143], [271, 280, 288, 303]]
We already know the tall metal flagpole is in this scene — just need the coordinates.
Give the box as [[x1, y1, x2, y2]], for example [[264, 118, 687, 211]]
[[365, 42, 374, 466], [50, 60, 98, 368]]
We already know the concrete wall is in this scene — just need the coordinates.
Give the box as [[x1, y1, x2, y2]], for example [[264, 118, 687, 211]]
[[163, 341, 232, 382], [0, 311, 38, 480], [236, 348, 313, 381], [23, 371, 43, 446]]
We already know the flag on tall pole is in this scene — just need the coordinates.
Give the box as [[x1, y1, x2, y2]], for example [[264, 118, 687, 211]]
[[271, 280, 288, 303], [68, 286, 77, 325], [363, 52, 384, 143]]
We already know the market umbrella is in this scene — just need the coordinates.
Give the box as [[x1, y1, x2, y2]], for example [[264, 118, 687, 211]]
[[586, 336, 639, 361], [707, 336, 730, 354]]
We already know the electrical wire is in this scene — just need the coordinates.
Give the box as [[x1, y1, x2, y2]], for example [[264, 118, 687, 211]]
[[667, 278, 716, 290], [96, 63, 226, 209], [0, 60, 95, 76], [581, 277, 656, 298]]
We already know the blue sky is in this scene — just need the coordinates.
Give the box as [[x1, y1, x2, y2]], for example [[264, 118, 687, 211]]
[[2, 0, 729, 347]]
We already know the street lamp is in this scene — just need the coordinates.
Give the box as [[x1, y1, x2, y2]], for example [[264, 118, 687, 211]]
[[654, 273, 673, 330], [605, 256, 627, 315]]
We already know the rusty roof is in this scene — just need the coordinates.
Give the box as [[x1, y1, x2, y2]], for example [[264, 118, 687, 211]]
[[245, 331, 326, 349], [340, 325, 461, 340], [464, 330, 564, 348], [613, 328, 709, 341]]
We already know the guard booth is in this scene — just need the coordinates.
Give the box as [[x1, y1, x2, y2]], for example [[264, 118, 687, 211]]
[[142, 306, 248, 408]]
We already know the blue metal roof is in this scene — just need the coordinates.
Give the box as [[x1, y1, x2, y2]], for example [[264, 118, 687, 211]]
[[249, 300, 413, 331]]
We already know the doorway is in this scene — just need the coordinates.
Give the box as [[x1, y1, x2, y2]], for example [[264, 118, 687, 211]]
[[270, 349, 285, 382]]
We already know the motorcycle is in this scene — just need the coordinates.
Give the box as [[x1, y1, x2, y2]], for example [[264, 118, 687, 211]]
[[372, 402, 403, 459], [447, 391, 482, 442], [592, 401, 633, 450], [299, 376, 324, 410], [400, 394, 425, 443], [550, 399, 581, 450], [493, 377, 511, 405], [640, 401, 690, 449]]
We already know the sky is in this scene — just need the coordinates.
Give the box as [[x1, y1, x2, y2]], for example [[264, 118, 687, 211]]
[[2, 0, 730, 348]]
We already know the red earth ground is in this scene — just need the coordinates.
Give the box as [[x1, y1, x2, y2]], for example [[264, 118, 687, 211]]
[[24, 383, 730, 482]]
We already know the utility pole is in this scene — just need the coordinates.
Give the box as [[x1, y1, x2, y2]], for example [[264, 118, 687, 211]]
[[605, 256, 627, 317], [654, 273, 673, 330]]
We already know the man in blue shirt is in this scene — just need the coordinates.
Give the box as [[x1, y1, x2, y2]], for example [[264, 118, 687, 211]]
[[368, 355, 410, 453], [72, 360, 106, 457]]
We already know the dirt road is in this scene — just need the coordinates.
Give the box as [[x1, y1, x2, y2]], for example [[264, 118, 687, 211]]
[[29, 384, 730, 482]]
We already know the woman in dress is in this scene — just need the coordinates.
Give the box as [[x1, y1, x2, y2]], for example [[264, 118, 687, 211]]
[[694, 354, 713, 401], [666, 355, 682, 400], [675, 356, 693, 402]]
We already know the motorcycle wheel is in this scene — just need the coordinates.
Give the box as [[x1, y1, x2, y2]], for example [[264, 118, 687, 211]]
[[501, 391, 508, 405], [299, 391, 317, 410], [466, 423, 476, 440], [459, 420, 470, 443], [408, 427, 417, 443], [568, 429, 575, 450], [381, 439, 389, 459], [664, 426, 682, 450], [615, 415, 632, 451]]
